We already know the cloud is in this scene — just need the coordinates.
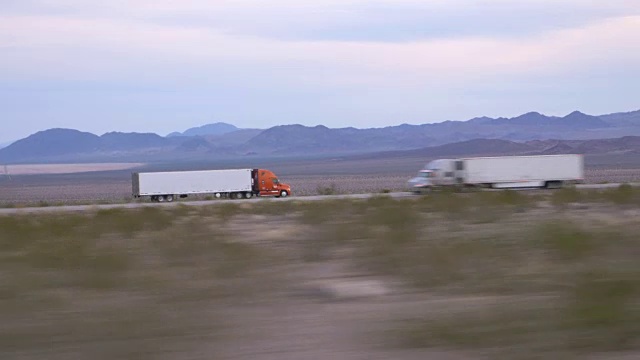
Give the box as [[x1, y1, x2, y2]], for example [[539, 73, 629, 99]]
[[201, 0, 640, 42], [1, 7, 638, 88], [3, 0, 640, 42], [0, 0, 639, 142]]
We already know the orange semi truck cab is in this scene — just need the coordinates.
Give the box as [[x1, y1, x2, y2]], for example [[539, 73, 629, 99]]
[[252, 168, 291, 197]]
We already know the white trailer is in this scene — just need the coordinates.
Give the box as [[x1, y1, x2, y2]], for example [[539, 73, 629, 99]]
[[461, 154, 584, 188], [408, 154, 584, 191], [133, 168, 253, 202]]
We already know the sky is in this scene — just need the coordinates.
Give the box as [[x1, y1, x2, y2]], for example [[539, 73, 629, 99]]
[[1, 0, 639, 143]]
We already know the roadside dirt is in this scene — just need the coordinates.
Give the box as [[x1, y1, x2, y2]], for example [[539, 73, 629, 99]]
[[0, 163, 144, 175], [199, 218, 505, 360], [210, 256, 481, 360]]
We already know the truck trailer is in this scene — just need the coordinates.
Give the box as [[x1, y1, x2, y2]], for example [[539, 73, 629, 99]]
[[408, 154, 584, 192], [132, 168, 291, 202]]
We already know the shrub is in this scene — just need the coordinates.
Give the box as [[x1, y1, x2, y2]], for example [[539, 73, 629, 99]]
[[600, 183, 638, 205], [492, 190, 531, 207], [214, 203, 241, 222], [92, 207, 173, 235], [417, 191, 469, 215], [316, 183, 339, 195], [563, 269, 640, 351], [551, 186, 583, 207], [535, 221, 597, 261]]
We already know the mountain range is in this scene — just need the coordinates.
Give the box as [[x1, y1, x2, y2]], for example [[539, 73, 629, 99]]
[[166, 122, 240, 137], [354, 136, 640, 161], [1, 109, 639, 164]]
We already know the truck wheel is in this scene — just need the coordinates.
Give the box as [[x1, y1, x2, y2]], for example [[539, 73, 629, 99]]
[[279, 190, 288, 198], [545, 181, 563, 189], [244, 192, 252, 199]]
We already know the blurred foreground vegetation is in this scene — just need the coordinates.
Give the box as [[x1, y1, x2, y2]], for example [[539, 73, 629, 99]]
[[1, 186, 640, 359]]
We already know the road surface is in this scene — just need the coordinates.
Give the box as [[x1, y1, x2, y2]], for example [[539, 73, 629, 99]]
[[1, 182, 638, 215]]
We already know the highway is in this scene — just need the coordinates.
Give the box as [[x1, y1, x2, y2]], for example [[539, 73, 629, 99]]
[[1, 182, 638, 215]]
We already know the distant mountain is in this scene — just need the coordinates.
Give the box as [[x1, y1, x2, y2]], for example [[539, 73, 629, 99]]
[[406, 138, 536, 157], [350, 139, 537, 160], [246, 110, 617, 154], [492, 111, 559, 126], [0, 129, 171, 163], [101, 132, 169, 150], [354, 136, 640, 161], [0, 128, 101, 161], [204, 129, 264, 147], [533, 136, 640, 155], [481, 111, 609, 128], [0, 141, 13, 149], [561, 111, 610, 128], [176, 136, 213, 152], [168, 122, 239, 137], [248, 124, 435, 154], [599, 109, 640, 126], [2, 109, 640, 163]]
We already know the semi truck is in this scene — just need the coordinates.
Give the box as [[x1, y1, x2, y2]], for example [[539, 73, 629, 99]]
[[132, 168, 291, 202], [408, 154, 584, 193]]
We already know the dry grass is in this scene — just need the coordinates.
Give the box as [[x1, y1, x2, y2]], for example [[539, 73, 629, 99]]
[[352, 197, 640, 359], [242, 194, 639, 358], [550, 183, 640, 208], [0, 207, 275, 360], [2, 193, 640, 359]]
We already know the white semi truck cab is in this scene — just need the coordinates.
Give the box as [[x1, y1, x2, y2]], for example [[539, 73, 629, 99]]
[[407, 159, 457, 193]]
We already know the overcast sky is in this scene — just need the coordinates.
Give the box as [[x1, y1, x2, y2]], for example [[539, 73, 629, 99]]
[[1, 0, 639, 143]]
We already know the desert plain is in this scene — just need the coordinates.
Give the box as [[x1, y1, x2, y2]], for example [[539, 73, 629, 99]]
[[1, 154, 640, 360]]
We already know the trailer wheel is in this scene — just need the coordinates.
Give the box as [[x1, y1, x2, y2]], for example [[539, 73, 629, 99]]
[[244, 192, 252, 199], [165, 195, 174, 202], [545, 181, 563, 189], [157, 195, 165, 202]]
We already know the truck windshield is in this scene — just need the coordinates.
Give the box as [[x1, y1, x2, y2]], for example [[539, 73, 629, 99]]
[[272, 178, 279, 184]]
